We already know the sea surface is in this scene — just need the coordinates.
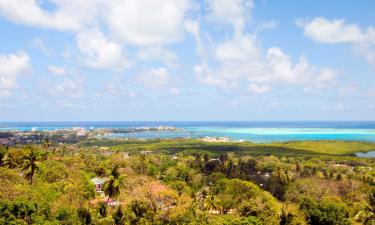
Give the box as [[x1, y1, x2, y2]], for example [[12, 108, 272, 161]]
[[1, 121, 375, 143]]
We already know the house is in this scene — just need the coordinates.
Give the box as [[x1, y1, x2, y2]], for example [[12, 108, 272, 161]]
[[91, 177, 107, 194]]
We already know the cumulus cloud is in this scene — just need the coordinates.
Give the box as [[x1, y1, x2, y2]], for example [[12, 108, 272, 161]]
[[298, 17, 375, 65], [206, 0, 253, 34], [76, 29, 132, 71], [105, 0, 190, 46], [0, 0, 191, 45], [0, 0, 191, 68], [0, 0, 102, 31], [195, 34, 338, 93], [0, 51, 31, 97], [193, 1, 339, 94], [297, 17, 364, 44]]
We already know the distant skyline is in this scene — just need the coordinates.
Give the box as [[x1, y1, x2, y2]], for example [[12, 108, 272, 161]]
[[0, 0, 374, 121]]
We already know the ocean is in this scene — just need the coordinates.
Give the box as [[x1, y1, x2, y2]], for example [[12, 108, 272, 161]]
[[1, 121, 375, 143]]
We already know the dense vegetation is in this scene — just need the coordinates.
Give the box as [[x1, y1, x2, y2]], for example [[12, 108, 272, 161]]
[[0, 139, 375, 224]]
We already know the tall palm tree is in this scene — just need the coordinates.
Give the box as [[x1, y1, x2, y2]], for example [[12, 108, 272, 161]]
[[22, 147, 41, 185], [103, 165, 124, 203]]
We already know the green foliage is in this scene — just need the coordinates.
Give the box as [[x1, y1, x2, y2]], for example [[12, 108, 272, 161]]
[[0, 200, 50, 225], [0, 145, 8, 166], [0, 139, 374, 224], [299, 197, 350, 225], [22, 146, 41, 185], [127, 199, 152, 225], [103, 165, 123, 201], [77, 207, 92, 225], [112, 206, 125, 225]]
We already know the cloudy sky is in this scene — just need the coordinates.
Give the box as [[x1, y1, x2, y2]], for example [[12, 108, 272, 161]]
[[0, 0, 374, 121]]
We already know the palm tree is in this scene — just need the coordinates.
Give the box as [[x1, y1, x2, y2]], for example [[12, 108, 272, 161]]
[[43, 138, 50, 152], [0, 145, 8, 166], [204, 195, 218, 212], [97, 202, 107, 217], [355, 189, 375, 224], [3, 153, 19, 168], [22, 147, 41, 185], [103, 165, 123, 203], [42, 138, 51, 159]]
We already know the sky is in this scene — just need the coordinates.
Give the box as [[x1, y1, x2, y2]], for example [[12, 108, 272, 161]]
[[0, 0, 374, 121]]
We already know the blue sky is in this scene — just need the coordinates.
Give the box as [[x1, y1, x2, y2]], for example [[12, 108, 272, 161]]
[[0, 0, 374, 121]]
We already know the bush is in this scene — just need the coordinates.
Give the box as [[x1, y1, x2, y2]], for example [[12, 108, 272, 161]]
[[300, 197, 350, 225]]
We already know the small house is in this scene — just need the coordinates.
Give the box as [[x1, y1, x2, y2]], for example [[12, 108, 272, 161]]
[[91, 177, 107, 194]]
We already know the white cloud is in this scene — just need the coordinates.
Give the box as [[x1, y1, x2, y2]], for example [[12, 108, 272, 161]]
[[0, 51, 31, 97], [206, 0, 253, 33], [0, 0, 191, 47], [136, 67, 180, 94], [105, 0, 190, 45], [298, 17, 375, 65], [195, 34, 338, 93], [46, 65, 67, 76], [192, 2, 340, 94], [76, 29, 132, 71], [0, 0, 102, 31], [297, 17, 364, 44]]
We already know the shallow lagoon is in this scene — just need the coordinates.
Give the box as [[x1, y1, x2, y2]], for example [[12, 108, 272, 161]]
[[2, 121, 375, 143]]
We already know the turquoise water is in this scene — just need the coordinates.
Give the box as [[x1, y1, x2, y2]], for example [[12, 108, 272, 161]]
[[183, 127, 375, 143], [1, 121, 375, 143]]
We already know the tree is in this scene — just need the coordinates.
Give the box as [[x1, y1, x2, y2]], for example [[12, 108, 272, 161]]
[[204, 195, 218, 212], [113, 206, 125, 225], [300, 197, 350, 225], [3, 153, 19, 168], [0, 145, 8, 166], [355, 189, 375, 225], [77, 207, 92, 225], [103, 165, 123, 203], [128, 199, 152, 225], [269, 168, 291, 200], [97, 202, 107, 218], [22, 146, 41, 185], [43, 138, 50, 153], [139, 154, 147, 174]]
